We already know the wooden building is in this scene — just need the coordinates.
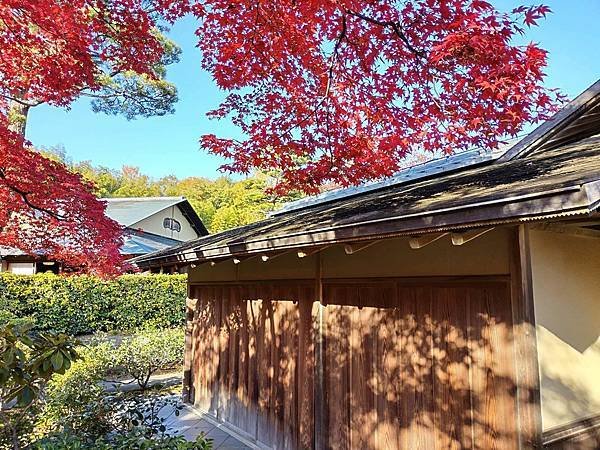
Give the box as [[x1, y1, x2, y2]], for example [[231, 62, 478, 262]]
[[133, 81, 600, 450]]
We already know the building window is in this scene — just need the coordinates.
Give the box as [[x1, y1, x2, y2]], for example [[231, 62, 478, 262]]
[[163, 217, 181, 232]]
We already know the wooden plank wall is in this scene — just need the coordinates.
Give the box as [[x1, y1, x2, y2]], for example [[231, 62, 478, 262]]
[[321, 280, 518, 450], [190, 282, 316, 449], [189, 278, 519, 450]]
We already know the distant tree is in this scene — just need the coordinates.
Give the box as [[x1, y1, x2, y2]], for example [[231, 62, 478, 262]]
[[53, 151, 303, 233], [0, 0, 187, 274], [165, 173, 303, 232], [112, 166, 162, 198], [4, 14, 181, 136]]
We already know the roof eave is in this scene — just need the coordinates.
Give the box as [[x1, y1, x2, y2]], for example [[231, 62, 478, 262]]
[[499, 79, 600, 161], [133, 183, 597, 269]]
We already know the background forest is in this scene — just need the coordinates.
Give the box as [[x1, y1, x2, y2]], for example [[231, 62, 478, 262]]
[[44, 146, 303, 234]]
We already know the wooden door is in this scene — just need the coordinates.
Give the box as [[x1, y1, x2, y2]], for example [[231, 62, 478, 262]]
[[321, 280, 518, 450]]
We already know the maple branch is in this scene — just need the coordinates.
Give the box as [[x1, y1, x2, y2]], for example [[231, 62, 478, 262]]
[[345, 9, 425, 59], [0, 95, 40, 107], [0, 169, 65, 221], [325, 14, 347, 97]]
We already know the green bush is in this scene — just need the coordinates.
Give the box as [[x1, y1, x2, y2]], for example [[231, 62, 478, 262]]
[[39, 329, 185, 434], [31, 431, 213, 450], [114, 328, 184, 390], [35, 390, 212, 449], [38, 344, 114, 436], [0, 273, 187, 335]]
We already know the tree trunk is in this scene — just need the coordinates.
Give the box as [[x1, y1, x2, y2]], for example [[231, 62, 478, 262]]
[[8, 101, 30, 137]]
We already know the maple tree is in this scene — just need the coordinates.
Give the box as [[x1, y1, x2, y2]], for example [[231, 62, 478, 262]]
[[0, 0, 189, 274], [1, 0, 564, 271], [196, 0, 564, 193]]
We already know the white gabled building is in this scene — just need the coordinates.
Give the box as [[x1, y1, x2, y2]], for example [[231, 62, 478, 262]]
[[0, 196, 208, 274]]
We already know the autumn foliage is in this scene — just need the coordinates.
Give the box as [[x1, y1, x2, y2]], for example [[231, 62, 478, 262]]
[[0, 0, 189, 274], [1, 0, 562, 271], [196, 1, 563, 193]]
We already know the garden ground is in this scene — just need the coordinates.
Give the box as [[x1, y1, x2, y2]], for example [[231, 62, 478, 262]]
[[164, 405, 251, 449]]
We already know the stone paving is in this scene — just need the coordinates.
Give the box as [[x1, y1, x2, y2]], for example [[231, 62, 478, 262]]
[[163, 404, 254, 450]]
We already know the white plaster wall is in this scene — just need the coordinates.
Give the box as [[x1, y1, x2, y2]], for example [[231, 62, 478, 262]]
[[134, 205, 199, 242], [530, 229, 600, 431], [7, 262, 36, 275]]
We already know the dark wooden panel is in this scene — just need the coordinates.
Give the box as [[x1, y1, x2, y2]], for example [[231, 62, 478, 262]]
[[431, 286, 473, 450], [191, 285, 222, 416], [189, 278, 517, 450], [469, 284, 519, 450]]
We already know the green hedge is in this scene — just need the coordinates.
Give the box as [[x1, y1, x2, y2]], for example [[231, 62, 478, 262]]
[[0, 273, 187, 335]]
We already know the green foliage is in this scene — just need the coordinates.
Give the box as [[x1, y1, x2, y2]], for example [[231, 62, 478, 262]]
[[39, 330, 184, 434], [41, 146, 304, 233], [0, 325, 79, 450], [3, 326, 197, 450], [89, 32, 181, 121], [0, 326, 79, 407], [38, 344, 113, 436], [0, 311, 34, 332], [113, 329, 184, 390], [31, 431, 212, 450], [0, 274, 187, 335], [36, 391, 212, 449]]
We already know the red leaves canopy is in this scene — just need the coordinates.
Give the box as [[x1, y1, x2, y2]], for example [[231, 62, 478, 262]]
[[196, 1, 563, 193], [0, 122, 125, 275], [0, 0, 189, 275], [1, 0, 563, 272]]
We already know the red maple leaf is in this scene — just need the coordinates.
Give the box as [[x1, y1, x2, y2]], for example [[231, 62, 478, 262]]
[[0, 0, 189, 275], [194, 0, 562, 193]]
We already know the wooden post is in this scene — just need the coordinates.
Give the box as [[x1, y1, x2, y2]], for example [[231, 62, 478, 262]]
[[314, 253, 325, 450], [510, 224, 543, 449]]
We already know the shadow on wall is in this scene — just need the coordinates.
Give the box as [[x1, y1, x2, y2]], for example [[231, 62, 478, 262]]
[[531, 230, 600, 354], [186, 281, 536, 450], [541, 371, 600, 431]]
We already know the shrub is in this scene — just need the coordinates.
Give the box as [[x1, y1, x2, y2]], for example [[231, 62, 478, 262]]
[[0, 273, 187, 335], [36, 391, 213, 449], [0, 324, 80, 450], [39, 329, 185, 434], [38, 344, 114, 436], [31, 431, 213, 450], [114, 329, 184, 390]]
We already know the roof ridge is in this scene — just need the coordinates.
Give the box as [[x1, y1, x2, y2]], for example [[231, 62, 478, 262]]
[[499, 78, 600, 161]]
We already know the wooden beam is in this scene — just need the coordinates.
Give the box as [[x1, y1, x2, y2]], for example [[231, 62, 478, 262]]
[[510, 225, 543, 449], [314, 253, 325, 449], [533, 222, 600, 239], [297, 246, 329, 258], [451, 227, 494, 246], [344, 241, 378, 255], [182, 288, 197, 403], [409, 232, 448, 249]]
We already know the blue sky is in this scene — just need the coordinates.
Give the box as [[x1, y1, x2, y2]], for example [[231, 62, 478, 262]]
[[27, 1, 600, 180]]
